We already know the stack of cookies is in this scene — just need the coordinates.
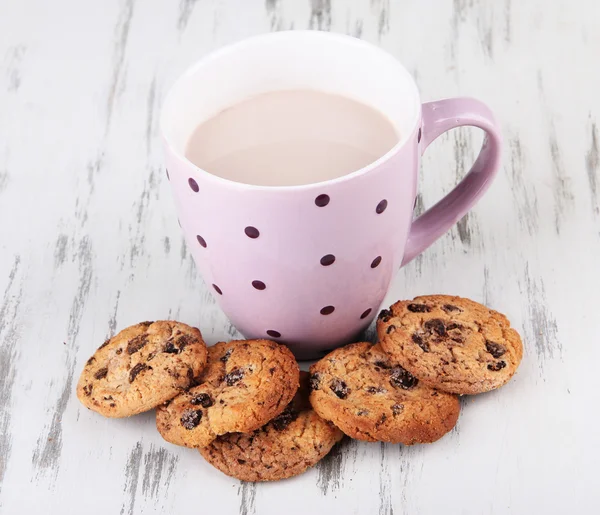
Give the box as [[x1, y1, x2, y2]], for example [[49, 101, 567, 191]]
[[77, 295, 523, 482], [77, 323, 342, 481]]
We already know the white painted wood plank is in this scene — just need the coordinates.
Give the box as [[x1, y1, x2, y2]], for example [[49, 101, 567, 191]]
[[0, 0, 599, 513]]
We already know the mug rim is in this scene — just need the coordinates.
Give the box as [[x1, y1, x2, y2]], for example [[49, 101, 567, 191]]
[[161, 30, 421, 192]]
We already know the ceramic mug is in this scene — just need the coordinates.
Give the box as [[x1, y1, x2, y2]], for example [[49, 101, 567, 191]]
[[161, 31, 501, 359]]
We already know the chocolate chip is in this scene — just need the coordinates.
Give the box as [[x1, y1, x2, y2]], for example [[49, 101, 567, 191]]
[[129, 363, 149, 383], [446, 323, 462, 331], [103, 395, 113, 401], [83, 384, 92, 396], [378, 309, 393, 322], [488, 361, 507, 371], [269, 367, 275, 375], [116, 348, 122, 355], [391, 403, 404, 416], [220, 349, 232, 362], [442, 304, 462, 313], [485, 341, 507, 358], [309, 373, 321, 391], [373, 360, 392, 369], [237, 459, 246, 465], [86, 357, 95, 366], [365, 386, 385, 394], [329, 378, 350, 399], [164, 341, 179, 354], [126, 335, 147, 355], [271, 407, 298, 430], [407, 303, 431, 313], [177, 335, 193, 351], [99, 339, 110, 350], [224, 368, 244, 386], [412, 333, 430, 352], [389, 366, 419, 389], [376, 413, 387, 427], [94, 367, 108, 380], [424, 318, 446, 336], [110, 403, 116, 407], [147, 352, 156, 361], [190, 393, 214, 408], [357, 410, 369, 416], [451, 336, 465, 343], [180, 409, 202, 430], [386, 325, 396, 334]]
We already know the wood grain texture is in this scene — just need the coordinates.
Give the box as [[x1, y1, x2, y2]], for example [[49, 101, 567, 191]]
[[0, 0, 599, 513]]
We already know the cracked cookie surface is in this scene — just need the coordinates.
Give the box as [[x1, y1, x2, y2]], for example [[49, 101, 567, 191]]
[[199, 372, 343, 481], [156, 339, 300, 449], [77, 321, 207, 417], [309, 342, 460, 444], [377, 295, 523, 394]]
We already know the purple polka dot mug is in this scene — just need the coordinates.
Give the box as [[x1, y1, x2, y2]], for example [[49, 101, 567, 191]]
[[161, 31, 501, 359]]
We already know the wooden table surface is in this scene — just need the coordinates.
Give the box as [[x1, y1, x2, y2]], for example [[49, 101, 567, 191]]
[[1, 0, 599, 513]]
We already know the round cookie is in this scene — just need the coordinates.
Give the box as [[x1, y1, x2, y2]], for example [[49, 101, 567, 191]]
[[199, 372, 344, 481], [377, 295, 523, 395], [77, 321, 207, 417], [156, 339, 300, 449], [309, 342, 459, 444]]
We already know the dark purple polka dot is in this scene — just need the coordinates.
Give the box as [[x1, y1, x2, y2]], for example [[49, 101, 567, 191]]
[[188, 178, 199, 192], [252, 280, 266, 290], [245, 226, 260, 239], [360, 308, 372, 319], [315, 194, 330, 207], [320, 254, 335, 266], [196, 235, 207, 248], [266, 330, 281, 338], [320, 306, 335, 315], [417, 128, 422, 143], [376, 199, 388, 214], [166, 169, 170, 180], [371, 256, 382, 268], [212, 284, 222, 295]]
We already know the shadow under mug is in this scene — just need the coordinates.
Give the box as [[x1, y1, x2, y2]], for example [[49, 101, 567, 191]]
[[161, 31, 501, 359]]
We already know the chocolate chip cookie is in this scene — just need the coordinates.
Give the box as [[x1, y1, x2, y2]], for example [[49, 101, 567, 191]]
[[309, 342, 460, 444], [156, 339, 300, 449], [199, 372, 344, 481], [377, 295, 523, 395], [77, 321, 207, 417]]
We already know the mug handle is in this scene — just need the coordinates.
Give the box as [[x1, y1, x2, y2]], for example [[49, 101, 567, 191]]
[[401, 97, 502, 266]]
